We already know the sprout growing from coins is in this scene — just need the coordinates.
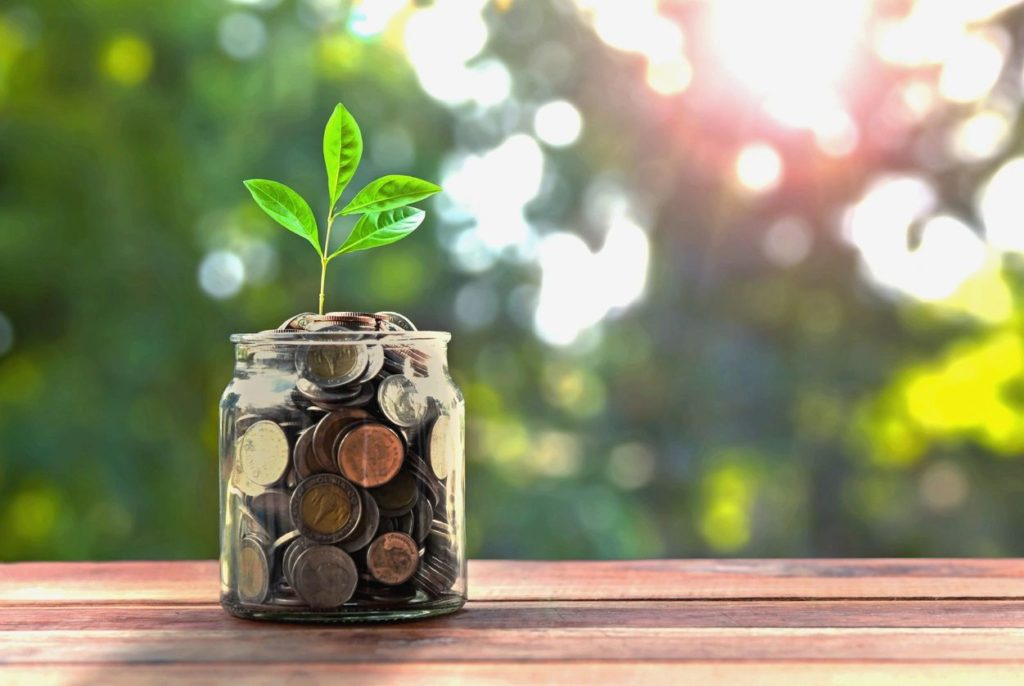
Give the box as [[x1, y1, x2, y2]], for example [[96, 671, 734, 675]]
[[244, 103, 441, 315]]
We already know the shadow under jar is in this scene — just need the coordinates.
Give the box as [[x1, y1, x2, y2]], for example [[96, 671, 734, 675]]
[[219, 330, 466, 622]]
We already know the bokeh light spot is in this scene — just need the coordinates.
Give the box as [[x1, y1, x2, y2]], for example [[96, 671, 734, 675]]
[[100, 34, 153, 86], [198, 250, 245, 299], [938, 29, 1007, 103], [735, 143, 783, 194], [607, 443, 656, 490], [978, 157, 1024, 252], [218, 12, 267, 61], [533, 100, 583, 148], [762, 216, 812, 267], [645, 57, 693, 95]]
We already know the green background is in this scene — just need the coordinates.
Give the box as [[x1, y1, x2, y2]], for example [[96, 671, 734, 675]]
[[1, 0, 1023, 560]]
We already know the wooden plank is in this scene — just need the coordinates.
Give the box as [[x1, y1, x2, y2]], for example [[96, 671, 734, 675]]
[[4, 662, 1024, 686], [3, 626, 1024, 663], [470, 559, 1024, 600], [0, 561, 217, 605], [4, 560, 1024, 605], [4, 600, 1024, 631]]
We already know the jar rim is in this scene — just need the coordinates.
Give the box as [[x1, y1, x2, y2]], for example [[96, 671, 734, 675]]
[[230, 330, 452, 345]]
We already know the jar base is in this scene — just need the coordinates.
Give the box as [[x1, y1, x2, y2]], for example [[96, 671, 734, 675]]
[[221, 593, 465, 623]]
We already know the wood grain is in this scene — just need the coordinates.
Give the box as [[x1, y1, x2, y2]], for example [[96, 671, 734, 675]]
[[2, 560, 1024, 685]]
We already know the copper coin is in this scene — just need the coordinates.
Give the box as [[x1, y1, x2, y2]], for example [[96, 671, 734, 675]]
[[336, 422, 405, 488], [370, 470, 419, 517], [290, 474, 362, 543], [311, 411, 367, 475], [366, 532, 420, 585]]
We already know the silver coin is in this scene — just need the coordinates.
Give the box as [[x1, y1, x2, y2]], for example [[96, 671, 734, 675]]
[[339, 488, 380, 553], [283, 536, 317, 588], [375, 311, 417, 331], [238, 420, 290, 487], [427, 413, 460, 481], [292, 545, 358, 609], [358, 344, 386, 383], [377, 374, 428, 428], [238, 538, 270, 604]]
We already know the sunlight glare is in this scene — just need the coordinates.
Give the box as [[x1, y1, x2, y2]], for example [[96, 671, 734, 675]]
[[735, 143, 783, 194], [977, 157, 1024, 253]]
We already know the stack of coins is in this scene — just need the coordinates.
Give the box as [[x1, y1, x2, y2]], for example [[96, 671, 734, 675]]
[[228, 312, 460, 611]]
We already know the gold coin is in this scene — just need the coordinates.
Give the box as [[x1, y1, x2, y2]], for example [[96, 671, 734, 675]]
[[290, 474, 362, 543], [300, 482, 353, 535]]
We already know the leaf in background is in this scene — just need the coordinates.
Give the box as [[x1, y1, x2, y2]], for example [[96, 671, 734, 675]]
[[323, 103, 363, 208], [243, 179, 322, 257], [328, 207, 426, 259], [339, 175, 441, 215]]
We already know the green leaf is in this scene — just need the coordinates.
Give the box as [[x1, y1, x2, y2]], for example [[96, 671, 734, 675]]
[[243, 179, 322, 257], [328, 207, 426, 260], [323, 103, 363, 208], [339, 175, 441, 216]]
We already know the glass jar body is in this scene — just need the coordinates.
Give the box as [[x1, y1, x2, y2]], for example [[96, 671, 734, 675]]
[[218, 332, 465, 622]]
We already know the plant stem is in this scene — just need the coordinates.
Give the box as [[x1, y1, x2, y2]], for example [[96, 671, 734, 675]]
[[318, 210, 335, 315]]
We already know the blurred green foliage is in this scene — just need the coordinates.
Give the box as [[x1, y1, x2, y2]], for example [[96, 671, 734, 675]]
[[1, 0, 1024, 561]]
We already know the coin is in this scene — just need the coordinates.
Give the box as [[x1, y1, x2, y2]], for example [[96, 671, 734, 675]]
[[366, 532, 419, 586], [239, 420, 291, 487], [296, 345, 368, 388], [336, 422, 405, 488], [238, 538, 270, 604], [412, 496, 433, 545], [370, 470, 419, 517], [278, 312, 318, 330], [406, 451, 445, 509], [251, 489, 292, 533], [374, 311, 417, 331], [339, 488, 380, 553], [311, 409, 371, 474], [290, 474, 362, 543], [427, 413, 459, 481], [358, 344, 386, 382], [292, 545, 359, 608], [283, 536, 317, 587], [293, 427, 318, 479], [377, 374, 428, 428]]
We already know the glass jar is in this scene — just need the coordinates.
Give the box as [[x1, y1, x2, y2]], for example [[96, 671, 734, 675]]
[[218, 330, 465, 622]]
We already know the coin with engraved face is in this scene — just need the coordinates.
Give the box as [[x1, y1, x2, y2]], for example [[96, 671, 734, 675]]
[[374, 311, 417, 331], [290, 474, 362, 543], [239, 420, 290, 487], [238, 538, 270, 604], [292, 545, 358, 608], [377, 374, 428, 428], [367, 532, 420, 586], [336, 422, 405, 488]]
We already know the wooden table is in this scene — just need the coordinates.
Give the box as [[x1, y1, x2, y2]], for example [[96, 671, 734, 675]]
[[3, 560, 1024, 684]]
